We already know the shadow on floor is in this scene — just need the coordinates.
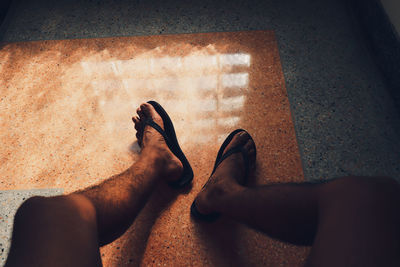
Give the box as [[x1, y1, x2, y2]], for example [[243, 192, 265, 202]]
[[115, 181, 192, 266]]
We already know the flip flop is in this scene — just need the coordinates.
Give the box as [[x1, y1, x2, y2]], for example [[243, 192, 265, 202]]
[[144, 100, 194, 188], [190, 129, 255, 222]]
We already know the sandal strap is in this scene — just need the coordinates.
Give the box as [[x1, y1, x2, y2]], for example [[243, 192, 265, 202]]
[[144, 118, 171, 145]]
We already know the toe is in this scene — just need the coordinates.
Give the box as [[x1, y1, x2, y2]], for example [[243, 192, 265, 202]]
[[136, 104, 147, 120], [244, 138, 256, 164], [235, 131, 251, 145], [140, 103, 159, 121], [132, 116, 143, 135], [132, 116, 140, 126], [140, 103, 151, 118], [244, 138, 256, 154], [223, 131, 250, 154]]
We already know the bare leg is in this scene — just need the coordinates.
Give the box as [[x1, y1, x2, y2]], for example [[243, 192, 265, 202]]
[[5, 103, 183, 267], [194, 132, 400, 267]]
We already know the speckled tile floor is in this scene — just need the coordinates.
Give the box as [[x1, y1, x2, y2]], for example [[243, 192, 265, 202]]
[[2, 0, 399, 182], [1, 30, 308, 266], [1, 0, 400, 266]]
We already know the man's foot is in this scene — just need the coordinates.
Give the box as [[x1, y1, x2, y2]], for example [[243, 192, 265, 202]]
[[194, 131, 256, 215], [132, 103, 183, 182]]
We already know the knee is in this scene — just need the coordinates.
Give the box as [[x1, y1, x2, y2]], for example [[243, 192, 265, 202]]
[[337, 176, 398, 193], [320, 176, 400, 206], [334, 175, 397, 186], [15, 195, 97, 226], [15, 196, 48, 221]]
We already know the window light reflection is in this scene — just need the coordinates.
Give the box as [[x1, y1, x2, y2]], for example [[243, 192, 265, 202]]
[[81, 52, 251, 144]]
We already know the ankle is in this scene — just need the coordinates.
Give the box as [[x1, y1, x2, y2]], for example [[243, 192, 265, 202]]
[[197, 175, 244, 214], [135, 146, 182, 181]]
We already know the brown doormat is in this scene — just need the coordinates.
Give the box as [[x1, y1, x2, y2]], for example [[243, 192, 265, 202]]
[[0, 31, 309, 266]]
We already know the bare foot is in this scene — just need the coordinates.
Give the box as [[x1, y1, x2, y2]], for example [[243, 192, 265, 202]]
[[194, 131, 256, 214], [132, 103, 183, 182]]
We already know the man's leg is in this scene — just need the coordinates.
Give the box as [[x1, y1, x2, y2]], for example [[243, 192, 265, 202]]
[[194, 132, 400, 267], [5, 103, 182, 267]]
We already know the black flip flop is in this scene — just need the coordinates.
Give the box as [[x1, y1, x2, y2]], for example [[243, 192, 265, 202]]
[[190, 129, 255, 222], [144, 100, 193, 188]]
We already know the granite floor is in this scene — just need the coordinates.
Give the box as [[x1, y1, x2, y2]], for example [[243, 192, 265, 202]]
[[1, 0, 400, 266], [1, 31, 308, 266]]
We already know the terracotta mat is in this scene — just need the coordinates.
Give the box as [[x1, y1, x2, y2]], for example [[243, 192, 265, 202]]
[[0, 31, 309, 266]]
